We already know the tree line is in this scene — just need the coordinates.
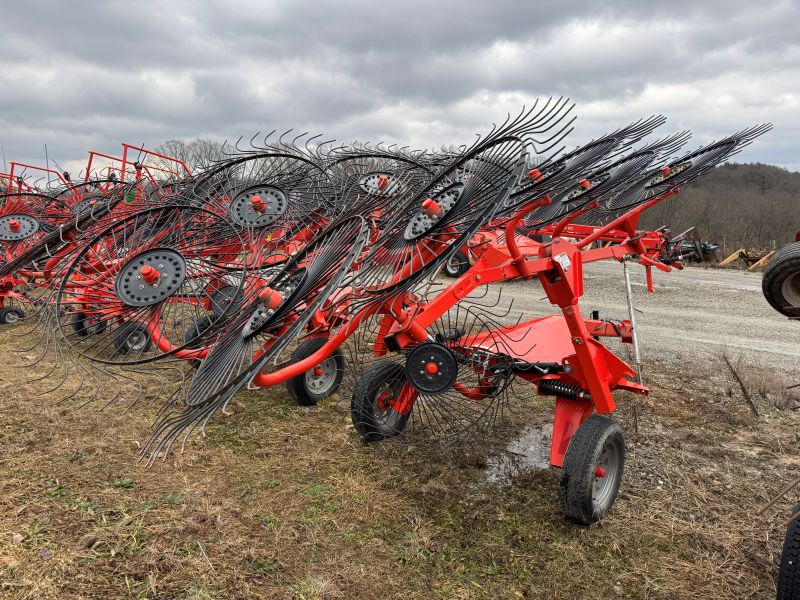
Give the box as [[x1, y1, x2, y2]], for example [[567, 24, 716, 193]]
[[640, 163, 800, 253]]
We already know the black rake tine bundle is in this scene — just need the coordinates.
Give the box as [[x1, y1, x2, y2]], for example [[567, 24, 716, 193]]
[[141, 216, 371, 462]]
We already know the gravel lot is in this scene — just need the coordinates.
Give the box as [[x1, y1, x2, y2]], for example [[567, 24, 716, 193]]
[[493, 262, 800, 378]]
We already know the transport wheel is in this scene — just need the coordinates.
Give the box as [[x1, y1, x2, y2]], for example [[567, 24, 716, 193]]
[[113, 322, 152, 356], [351, 360, 411, 441], [778, 502, 800, 600], [559, 414, 625, 525], [444, 251, 469, 278], [0, 307, 24, 324], [285, 338, 344, 406], [762, 242, 800, 317], [71, 312, 107, 337]]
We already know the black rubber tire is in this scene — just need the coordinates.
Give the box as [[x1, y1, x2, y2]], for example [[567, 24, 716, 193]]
[[113, 322, 152, 356], [778, 502, 800, 600], [351, 360, 410, 441], [0, 307, 24, 324], [559, 414, 625, 526], [443, 251, 470, 278], [71, 312, 107, 337], [285, 337, 344, 406], [762, 242, 800, 317], [184, 315, 214, 349]]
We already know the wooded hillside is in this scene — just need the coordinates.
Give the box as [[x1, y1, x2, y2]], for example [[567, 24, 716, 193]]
[[640, 163, 800, 252]]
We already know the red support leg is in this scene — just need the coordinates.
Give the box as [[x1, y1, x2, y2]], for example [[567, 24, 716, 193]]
[[550, 396, 593, 467]]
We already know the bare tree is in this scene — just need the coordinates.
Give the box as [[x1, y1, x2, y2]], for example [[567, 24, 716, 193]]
[[155, 138, 225, 173]]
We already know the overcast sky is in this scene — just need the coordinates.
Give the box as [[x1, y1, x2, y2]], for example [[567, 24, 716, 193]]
[[1, 0, 797, 177]]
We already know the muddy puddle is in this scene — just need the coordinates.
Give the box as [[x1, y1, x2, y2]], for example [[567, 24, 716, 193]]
[[485, 422, 553, 484]]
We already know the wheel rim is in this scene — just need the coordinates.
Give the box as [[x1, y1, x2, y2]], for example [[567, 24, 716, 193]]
[[126, 329, 148, 352], [591, 439, 622, 509], [445, 255, 461, 276], [372, 379, 406, 433], [781, 272, 800, 307], [5, 310, 19, 323], [304, 356, 338, 395]]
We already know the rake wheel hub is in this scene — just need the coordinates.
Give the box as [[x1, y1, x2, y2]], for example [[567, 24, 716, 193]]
[[0, 214, 39, 241], [359, 172, 405, 196], [230, 186, 288, 227], [403, 183, 463, 241], [115, 248, 187, 307], [243, 270, 305, 338], [405, 342, 458, 395], [72, 196, 108, 216]]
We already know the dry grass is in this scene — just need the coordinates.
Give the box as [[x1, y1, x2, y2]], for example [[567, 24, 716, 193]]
[[0, 326, 797, 599]]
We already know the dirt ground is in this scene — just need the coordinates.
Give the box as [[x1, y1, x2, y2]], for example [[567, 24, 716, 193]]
[[0, 264, 798, 599]]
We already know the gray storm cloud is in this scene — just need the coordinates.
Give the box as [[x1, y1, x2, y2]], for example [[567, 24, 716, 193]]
[[0, 0, 797, 172]]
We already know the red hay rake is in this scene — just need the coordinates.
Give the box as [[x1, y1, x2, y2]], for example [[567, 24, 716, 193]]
[[7, 101, 770, 524]]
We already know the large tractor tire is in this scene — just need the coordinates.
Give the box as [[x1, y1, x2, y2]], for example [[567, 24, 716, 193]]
[[763, 242, 800, 317]]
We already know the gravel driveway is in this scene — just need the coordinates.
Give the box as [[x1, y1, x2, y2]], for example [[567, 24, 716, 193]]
[[489, 261, 800, 377]]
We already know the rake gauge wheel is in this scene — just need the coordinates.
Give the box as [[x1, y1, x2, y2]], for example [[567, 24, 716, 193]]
[[351, 360, 411, 441], [0, 214, 40, 241], [286, 337, 345, 406], [113, 322, 152, 355], [0, 307, 25, 324], [560, 415, 625, 525], [444, 250, 470, 278], [71, 312, 107, 337], [229, 185, 288, 228]]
